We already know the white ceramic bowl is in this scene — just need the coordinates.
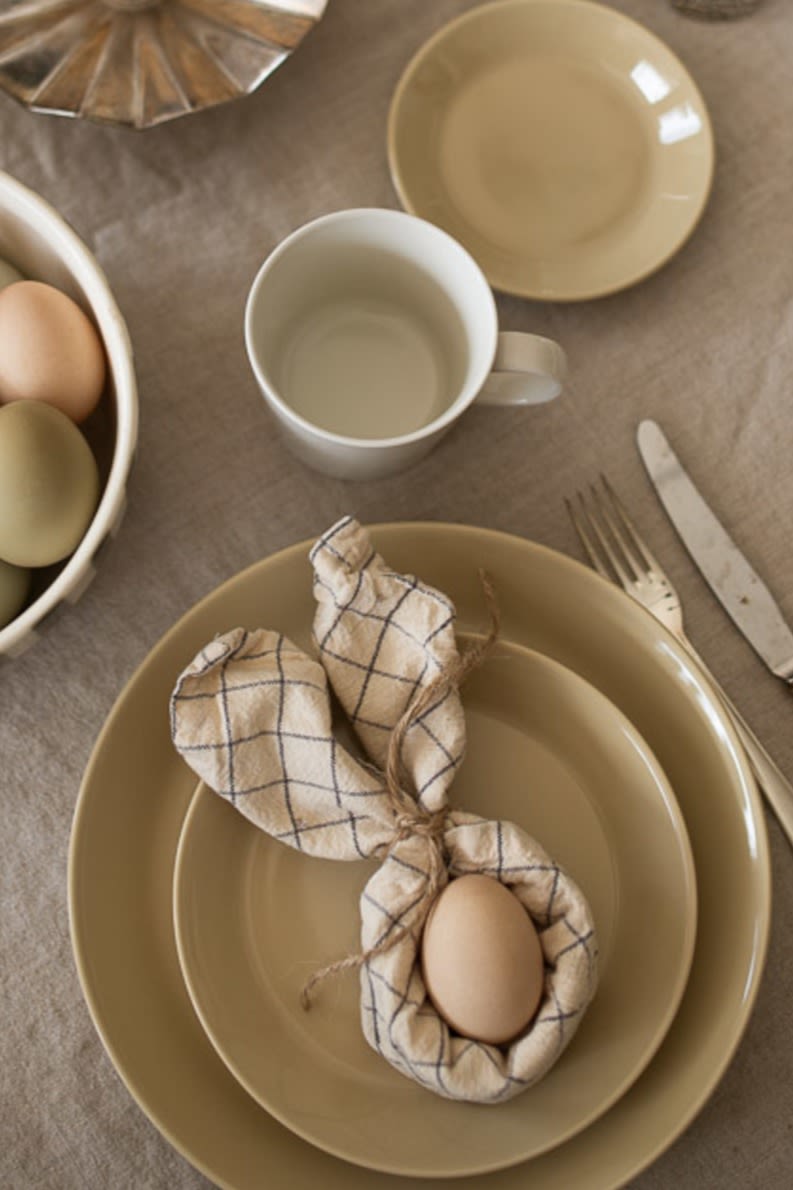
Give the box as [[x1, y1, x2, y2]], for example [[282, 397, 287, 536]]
[[0, 170, 138, 658]]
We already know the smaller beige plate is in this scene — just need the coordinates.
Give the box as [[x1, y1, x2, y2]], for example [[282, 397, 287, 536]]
[[173, 641, 696, 1178], [388, 0, 715, 300]]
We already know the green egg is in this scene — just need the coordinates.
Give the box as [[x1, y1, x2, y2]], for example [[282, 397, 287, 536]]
[[0, 557, 30, 628], [0, 257, 24, 291], [0, 401, 100, 568]]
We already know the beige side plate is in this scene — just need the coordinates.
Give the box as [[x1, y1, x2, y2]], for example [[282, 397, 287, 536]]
[[388, 0, 715, 300], [69, 525, 769, 1190], [173, 642, 696, 1176]]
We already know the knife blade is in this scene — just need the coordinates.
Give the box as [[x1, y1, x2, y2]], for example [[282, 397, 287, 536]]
[[637, 419, 793, 684]]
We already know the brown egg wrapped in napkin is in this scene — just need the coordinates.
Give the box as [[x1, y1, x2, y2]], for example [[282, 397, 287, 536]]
[[170, 516, 598, 1103]]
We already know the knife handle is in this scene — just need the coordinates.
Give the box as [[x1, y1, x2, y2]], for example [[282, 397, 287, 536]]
[[696, 658, 793, 848]]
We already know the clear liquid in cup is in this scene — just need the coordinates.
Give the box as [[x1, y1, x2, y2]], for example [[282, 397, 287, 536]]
[[269, 251, 469, 440]]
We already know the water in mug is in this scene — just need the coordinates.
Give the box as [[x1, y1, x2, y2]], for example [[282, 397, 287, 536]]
[[271, 252, 469, 439]]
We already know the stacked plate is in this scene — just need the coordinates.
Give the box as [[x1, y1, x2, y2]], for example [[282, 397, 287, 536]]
[[69, 523, 770, 1189]]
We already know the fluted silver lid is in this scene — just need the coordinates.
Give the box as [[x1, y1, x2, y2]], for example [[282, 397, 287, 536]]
[[0, 0, 327, 129]]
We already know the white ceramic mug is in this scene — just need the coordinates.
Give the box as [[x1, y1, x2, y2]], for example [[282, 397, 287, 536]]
[[244, 208, 566, 481]]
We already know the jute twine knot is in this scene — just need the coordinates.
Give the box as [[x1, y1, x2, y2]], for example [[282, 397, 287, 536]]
[[300, 571, 500, 1010]]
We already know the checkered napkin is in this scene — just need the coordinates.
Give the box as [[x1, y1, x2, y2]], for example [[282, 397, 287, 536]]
[[170, 516, 598, 1103]]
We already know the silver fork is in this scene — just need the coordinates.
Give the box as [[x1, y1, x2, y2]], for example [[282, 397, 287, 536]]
[[568, 476, 793, 850]]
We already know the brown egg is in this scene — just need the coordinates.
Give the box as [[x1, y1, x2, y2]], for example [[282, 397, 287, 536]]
[[0, 280, 106, 423], [421, 874, 545, 1045]]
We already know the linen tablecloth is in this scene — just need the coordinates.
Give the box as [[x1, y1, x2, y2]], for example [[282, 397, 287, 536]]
[[1, 1, 792, 1187]]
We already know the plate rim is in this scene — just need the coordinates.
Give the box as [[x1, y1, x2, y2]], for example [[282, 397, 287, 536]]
[[68, 522, 770, 1190], [386, 0, 716, 301]]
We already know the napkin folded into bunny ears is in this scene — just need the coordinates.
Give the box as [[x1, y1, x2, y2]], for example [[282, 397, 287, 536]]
[[170, 516, 598, 1104]]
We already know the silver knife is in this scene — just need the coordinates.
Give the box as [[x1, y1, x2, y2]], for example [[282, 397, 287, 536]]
[[638, 418, 793, 848], [637, 419, 793, 684]]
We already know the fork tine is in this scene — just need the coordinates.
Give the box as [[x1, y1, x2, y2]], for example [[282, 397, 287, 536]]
[[567, 488, 632, 587], [564, 496, 611, 579], [600, 475, 665, 577], [586, 479, 645, 583], [569, 485, 636, 588], [564, 483, 638, 590]]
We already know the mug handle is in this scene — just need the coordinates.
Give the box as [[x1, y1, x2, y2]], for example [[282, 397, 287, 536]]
[[475, 331, 567, 406]]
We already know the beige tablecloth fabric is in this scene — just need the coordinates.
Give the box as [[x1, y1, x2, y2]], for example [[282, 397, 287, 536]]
[[1, 1, 792, 1187]]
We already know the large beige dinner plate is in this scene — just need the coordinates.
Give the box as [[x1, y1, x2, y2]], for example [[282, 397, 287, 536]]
[[388, 0, 715, 300], [69, 524, 769, 1190], [173, 642, 696, 1177]]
